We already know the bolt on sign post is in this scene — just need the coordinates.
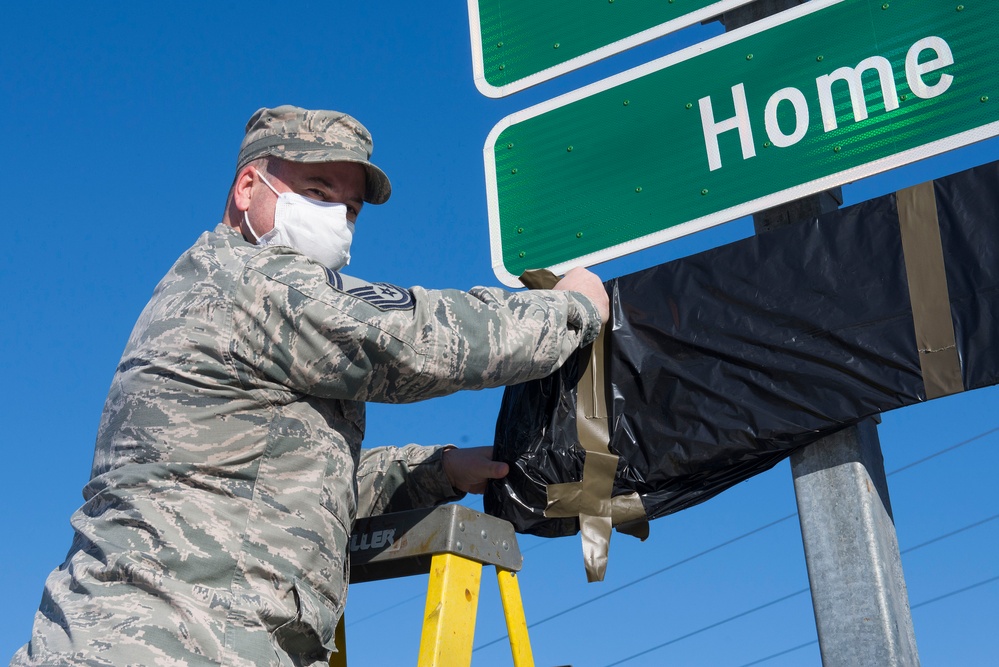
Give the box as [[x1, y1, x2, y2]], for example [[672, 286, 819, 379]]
[[466, 0, 756, 97], [485, 0, 999, 287]]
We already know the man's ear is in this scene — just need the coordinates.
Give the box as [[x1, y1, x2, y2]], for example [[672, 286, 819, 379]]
[[232, 165, 257, 212]]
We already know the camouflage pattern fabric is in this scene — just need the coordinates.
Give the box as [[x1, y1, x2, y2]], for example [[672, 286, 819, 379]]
[[11, 223, 601, 666], [236, 105, 391, 205]]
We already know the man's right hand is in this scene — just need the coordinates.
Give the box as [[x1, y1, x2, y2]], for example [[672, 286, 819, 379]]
[[554, 267, 609, 324]]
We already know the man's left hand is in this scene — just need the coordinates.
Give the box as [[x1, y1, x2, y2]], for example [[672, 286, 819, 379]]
[[442, 446, 509, 494]]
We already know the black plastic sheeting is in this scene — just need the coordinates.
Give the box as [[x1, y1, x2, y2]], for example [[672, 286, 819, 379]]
[[485, 160, 999, 537]]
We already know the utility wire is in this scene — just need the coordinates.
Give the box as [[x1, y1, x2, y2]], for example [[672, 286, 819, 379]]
[[601, 588, 810, 667], [346, 591, 424, 627], [473, 425, 998, 651], [347, 533, 556, 628], [475, 513, 997, 656], [900, 513, 999, 554], [473, 513, 797, 651], [726, 574, 999, 667], [602, 517, 999, 667], [808, 413, 999, 667], [353, 425, 997, 635], [886, 426, 999, 476], [731, 640, 819, 667], [910, 574, 999, 610]]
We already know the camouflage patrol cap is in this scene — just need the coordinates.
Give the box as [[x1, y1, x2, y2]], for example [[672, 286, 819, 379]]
[[236, 105, 391, 204]]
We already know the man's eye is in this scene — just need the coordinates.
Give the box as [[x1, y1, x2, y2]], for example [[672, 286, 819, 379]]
[[305, 188, 328, 201]]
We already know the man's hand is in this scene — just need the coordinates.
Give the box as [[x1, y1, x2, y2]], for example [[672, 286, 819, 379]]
[[554, 267, 609, 324], [442, 446, 509, 494]]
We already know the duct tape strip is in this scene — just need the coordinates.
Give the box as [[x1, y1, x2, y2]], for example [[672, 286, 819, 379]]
[[544, 332, 647, 582], [519, 268, 560, 290], [519, 270, 646, 581], [897, 181, 964, 400]]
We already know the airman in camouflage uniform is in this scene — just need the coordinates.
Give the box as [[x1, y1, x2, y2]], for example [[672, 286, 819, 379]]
[[11, 106, 606, 666]]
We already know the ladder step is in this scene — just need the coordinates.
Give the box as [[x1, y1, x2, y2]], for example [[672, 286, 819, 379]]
[[349, 505, 523, 583], [341, 506, 535, 666]]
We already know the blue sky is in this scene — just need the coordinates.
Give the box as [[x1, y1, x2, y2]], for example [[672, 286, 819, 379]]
[[2, 2, 996, 665]]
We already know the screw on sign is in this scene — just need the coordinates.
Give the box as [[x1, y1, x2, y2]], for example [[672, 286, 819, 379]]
[[467, 0, 757, 96], [483, 0, 998, 285]]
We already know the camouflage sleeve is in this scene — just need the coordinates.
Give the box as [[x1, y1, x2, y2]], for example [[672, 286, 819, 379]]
[[230, 248, 602, 402], [355, 445, 463, 518]]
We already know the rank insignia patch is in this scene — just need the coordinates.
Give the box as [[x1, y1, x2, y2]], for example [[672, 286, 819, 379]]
[[325, 268, 344, 291], [326, 269, 416, 311]]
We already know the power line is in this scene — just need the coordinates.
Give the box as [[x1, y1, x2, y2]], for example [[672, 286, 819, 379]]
[[601, 589, 810, 667], [910, 574, 999, 610], [347, 532, 558, 629], [346, 591, 424, 627], [887, 426, 999, 476], [900, 513, 999, 554], [352, 424, 997, 638], [727, 574, 999, 667], [602, 517, 999, 667], [473, 513, 797, 651], [473, 424, 998, 651], [731, 640, 818, 667], [475, 511, 998, 661]]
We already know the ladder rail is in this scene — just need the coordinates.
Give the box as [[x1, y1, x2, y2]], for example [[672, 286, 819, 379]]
[[332, 505, 535, 666], [496, 568, 535, 667], [418, 553, 483, 667]]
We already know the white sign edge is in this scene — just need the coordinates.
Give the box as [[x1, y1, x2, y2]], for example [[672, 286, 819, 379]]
[[484, 0, 839, 285], [482, 0, 996, 286], [577, 123, 998, 278], [490, 123, 999, 287], [467, 0, 761, 98]]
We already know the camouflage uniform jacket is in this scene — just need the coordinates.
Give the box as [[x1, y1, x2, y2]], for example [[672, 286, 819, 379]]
[[13, 224, 601, 666]]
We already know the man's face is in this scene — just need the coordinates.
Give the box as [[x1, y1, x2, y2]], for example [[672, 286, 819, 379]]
[[242, 158, 367, 238]]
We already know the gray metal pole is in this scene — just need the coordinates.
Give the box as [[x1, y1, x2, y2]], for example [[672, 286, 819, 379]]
[[720, 2, 920, 664], [791, 421, 919, 665]]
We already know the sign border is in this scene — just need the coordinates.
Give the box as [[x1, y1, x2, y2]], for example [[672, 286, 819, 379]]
[[484, 0, 999, 286], [467, 0, 757, 98]]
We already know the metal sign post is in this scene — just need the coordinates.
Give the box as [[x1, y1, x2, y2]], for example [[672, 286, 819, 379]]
[[485, 0, 998, 286], [790, 421, 919, 665], [722, 2, 918, 664]]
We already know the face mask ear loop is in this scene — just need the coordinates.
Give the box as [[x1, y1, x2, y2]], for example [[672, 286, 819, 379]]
[[243, 211, 264, 243], [252, 167, 282, 196], [243, 167, 281, 244]]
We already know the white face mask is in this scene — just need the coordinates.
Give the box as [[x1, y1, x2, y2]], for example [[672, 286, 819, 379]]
[[243, 168, 355, 270]]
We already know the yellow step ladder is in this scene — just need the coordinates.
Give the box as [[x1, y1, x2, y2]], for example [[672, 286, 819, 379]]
[[332, 504, 534, 667]]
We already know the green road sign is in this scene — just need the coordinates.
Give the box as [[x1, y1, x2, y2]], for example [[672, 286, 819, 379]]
[[468, 0, 755, 97], [485, 0, 999, 286]]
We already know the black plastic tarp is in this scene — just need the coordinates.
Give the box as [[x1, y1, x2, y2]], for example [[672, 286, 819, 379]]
[[485, 160, 999, 538]]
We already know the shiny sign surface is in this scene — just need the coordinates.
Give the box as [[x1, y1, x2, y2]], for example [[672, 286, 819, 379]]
[[485, 0, 997, 285], [467, 0, 755, 97]]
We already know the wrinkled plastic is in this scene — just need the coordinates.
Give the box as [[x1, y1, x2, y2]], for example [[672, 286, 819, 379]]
[[485, 160, 999, 536]]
